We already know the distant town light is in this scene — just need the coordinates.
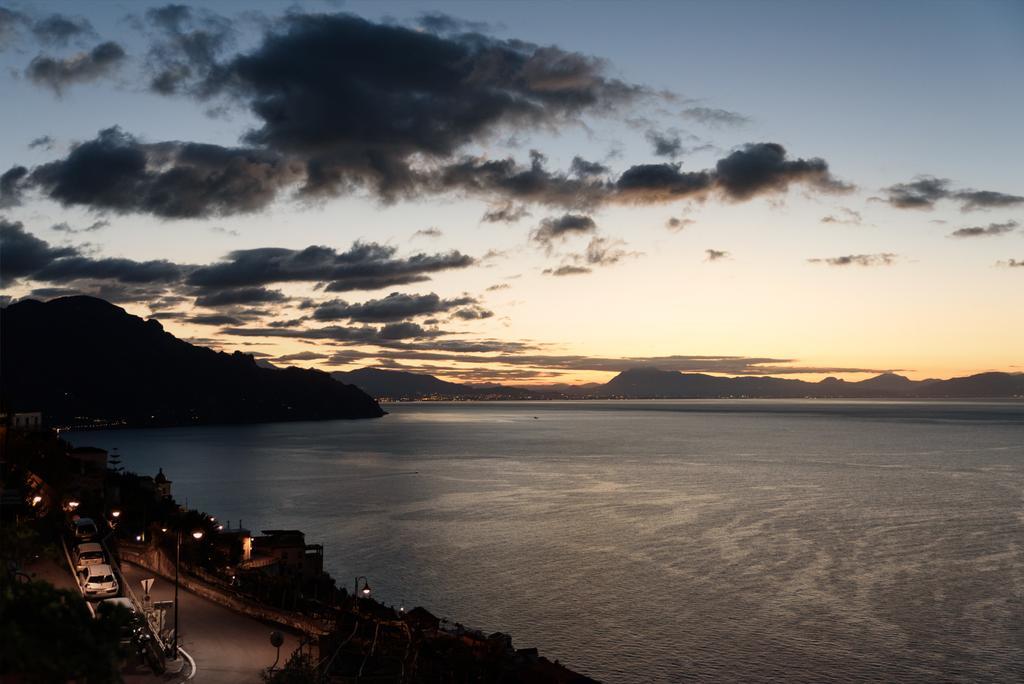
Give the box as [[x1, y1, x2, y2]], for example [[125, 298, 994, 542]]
[[217, 524, 224, 531], [161, 527, 168, 533], [67, 500, 80, 510], [135, 534, 142, 541]]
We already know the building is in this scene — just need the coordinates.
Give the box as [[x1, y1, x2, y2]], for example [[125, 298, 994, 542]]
[[251, 529, 324, 580], [154, 468, 172, 498], [11, 412, 44, 431]]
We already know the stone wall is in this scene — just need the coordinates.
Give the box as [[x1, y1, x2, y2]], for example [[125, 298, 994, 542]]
[[117, 542, 332, 636]]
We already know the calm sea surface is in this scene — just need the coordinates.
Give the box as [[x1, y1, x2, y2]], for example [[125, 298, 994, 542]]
[[70, 401, 1024, 682]]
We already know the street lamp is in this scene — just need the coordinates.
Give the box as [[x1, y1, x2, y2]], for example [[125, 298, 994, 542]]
[[354, 576, 371, 603], [172, 529, 205, 660], [111, 509, 121, 519]]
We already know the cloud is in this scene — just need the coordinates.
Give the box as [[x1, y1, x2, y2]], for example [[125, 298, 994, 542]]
[[193, 286, 288, 307], [186, 241, 474, 292], [31, 14, 95, 45], [32, 255, 185, 284], [312, 292, 476, 322], [996, 258, 1023, 268], [50, 219, 110, 234], [412, 227, 442, 239], [187, 313, 244, 326], [712, 142, 854, 200], [614, 162, 713, 203], [531, 213, 597, 250], [273, 351, 330, 362], [543, 265, 591, 276], [680, 107, 750, 127], [880, 175, 1024, 211], [948, 220, 1018, 238], [26, 41, 127, 94], [705, 249, 729, 261], [481, 202, 531, 223], [0, 219, 78, 285], [582, 236, 634, 266], [28, 135, 55, 150], [646, 130, 682, 158], [144, 3, 235, 95], [666, 216, 695, 231], [820, 208, 863, 225], [161, 12, 645, 199], [0, 166, 28, 207], [0, 7, 28, 48], [570, 156, 610, 177], [28, 127, 302, 218], [808, 253, 898, 267], [486, 283, 511, 291], [451, 306, 494, 320]]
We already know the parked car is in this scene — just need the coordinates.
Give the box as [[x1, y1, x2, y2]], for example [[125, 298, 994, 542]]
[[81, 563, 119, 598], [74, 542, 107, 571], [99, 598, 145, 647], [71, 517, 99, 541]]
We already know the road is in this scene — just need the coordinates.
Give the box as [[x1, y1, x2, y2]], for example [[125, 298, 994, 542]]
[[121, 563, 301, 683]]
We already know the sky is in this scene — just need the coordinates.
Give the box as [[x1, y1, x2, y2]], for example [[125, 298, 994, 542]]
[[1, 0, 1022, 385]]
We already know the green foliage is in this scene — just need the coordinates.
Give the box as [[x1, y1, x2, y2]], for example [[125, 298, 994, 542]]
[[262, 650, 319, 684], [0, 576, 126, 682]]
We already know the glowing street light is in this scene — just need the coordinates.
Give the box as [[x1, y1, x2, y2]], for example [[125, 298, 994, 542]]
[[354, 576, 371, 603], [30, 495, 42, 506], [192, 530, 204, 540], [172, 529, 206, 660], [110, 509, 121, 519]]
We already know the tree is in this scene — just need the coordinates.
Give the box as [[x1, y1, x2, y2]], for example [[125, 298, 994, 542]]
[[0, 576, 127, 682]]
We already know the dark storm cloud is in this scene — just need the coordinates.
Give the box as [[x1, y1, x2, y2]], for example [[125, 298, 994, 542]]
[[33, 256, 185, 284], [614, 162, 713, 203], [712, 143, 853, 200], [0, 219, 77, 284], [569, 156, 610, 177], [646, 130, 682, 158], [0, 166, 27, 208], [680, 107, 750, 127], [26, 41, 127, 94], [808, 253, 898, 267], [312, 292, 476, 323], [31, 14, 94, 45], [531, 213, 597, 249], [705, 249, 729, 261], [880, 175, 1024, 211], [193, 286, 287, 307], [187, 241, 474, 291], [28, 127, 302, 218], [948, 220, 1018, 238], [164, 12, 644, 199], [28, 135, 55, 150], [543, 265, 591, 276]]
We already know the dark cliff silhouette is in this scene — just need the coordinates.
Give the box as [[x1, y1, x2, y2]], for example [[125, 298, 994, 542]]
[[0, 296, 384, 426]]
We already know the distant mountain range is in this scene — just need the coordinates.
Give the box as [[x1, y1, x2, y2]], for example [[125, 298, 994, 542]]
[[333, 367, 551, 400], [1, 296, 384, 427], [336, 366, 1024, 400]]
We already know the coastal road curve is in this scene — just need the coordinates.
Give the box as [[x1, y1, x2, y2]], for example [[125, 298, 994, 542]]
[[121, 562, 301, 683]]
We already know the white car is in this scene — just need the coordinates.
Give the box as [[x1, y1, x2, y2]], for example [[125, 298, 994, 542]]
[[74, 542, 107, 571], [72, 517, 99, 541], [81, 563, 119, 598]]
